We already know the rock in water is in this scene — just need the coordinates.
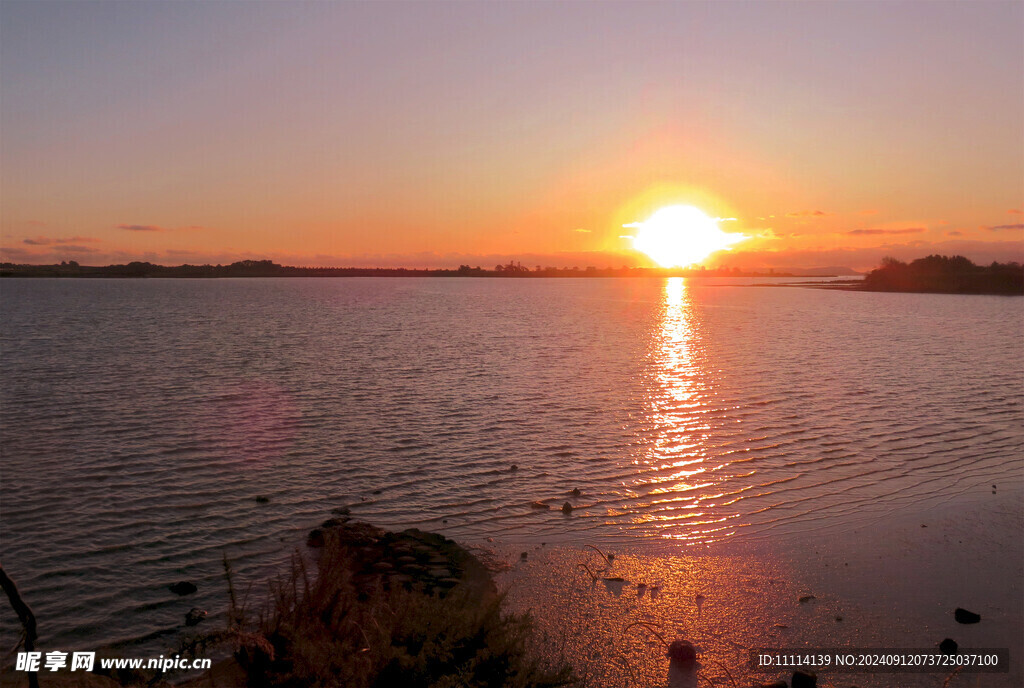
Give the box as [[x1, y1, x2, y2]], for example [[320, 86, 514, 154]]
[[561, 502, 573, 514], [791, 668, 817, 687], [185, 608, 207, 626], [168, 581, 197, 596], [939, 638, 958, 655], [954, 608, 981, 624]]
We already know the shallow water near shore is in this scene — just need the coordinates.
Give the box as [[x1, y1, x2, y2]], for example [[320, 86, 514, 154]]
[[1, 277, 1021, 677]]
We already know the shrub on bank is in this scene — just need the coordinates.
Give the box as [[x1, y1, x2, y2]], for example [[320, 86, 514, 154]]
[[232, 531, 575, 688]]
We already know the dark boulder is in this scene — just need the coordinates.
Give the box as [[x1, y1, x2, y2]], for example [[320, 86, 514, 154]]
[[185, 608, 207, 626], [168, 581, 197, 596], [939, 638, 958, 655], [792, 668, 817, 687], [954, 608, 981, 624]]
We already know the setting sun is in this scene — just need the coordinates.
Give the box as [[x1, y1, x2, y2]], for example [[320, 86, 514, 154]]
[[625, 205, 748, 268]]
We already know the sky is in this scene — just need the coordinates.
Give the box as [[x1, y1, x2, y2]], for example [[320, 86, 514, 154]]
[[1, 0, 1022, 271]]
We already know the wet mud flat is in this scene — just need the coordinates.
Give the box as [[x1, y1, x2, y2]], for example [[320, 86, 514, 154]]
[[491, 487, 1023, 688]]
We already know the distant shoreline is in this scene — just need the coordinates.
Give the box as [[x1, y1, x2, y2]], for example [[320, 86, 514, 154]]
[[0, 259, 850, 279]]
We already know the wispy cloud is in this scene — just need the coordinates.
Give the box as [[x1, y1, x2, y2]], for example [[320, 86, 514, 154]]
[[984, 223, 1024, 231], [786, 210, 828, 218], [947, 230, 963, 236], [573, 228, 591, 233], [1008, 209, 1022, 215], [847, 227, 925, 236], [23, 236, 100, 245], [117, 224, 166, 232]]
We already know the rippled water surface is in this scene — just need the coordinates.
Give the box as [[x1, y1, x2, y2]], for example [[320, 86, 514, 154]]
[[1, 277, 1021, 651]]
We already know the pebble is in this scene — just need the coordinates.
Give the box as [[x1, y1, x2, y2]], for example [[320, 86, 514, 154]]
[[168, 581, 197, 596], [954, 608, 981, 624], [791, 668, 817, 687]]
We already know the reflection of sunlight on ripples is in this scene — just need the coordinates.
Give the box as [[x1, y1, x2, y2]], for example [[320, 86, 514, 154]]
[[634, 278, 737, 545]]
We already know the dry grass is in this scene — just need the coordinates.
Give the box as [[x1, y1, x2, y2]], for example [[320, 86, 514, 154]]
[[230, 532, 576, 688]]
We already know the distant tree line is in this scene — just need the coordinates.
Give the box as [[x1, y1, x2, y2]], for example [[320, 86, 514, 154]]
[[0, 260, 796, 279], [861, 255, 1023, 294]]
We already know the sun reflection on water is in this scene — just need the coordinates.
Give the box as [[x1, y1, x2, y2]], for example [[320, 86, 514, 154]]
[[634, 278, 738, 545]]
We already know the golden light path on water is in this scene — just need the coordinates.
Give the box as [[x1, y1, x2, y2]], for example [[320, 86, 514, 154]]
[[636, 278, 738, 545]]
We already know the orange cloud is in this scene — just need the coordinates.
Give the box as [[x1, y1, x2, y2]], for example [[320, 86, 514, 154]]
[[23, 236, 101, 245], [786, 210, 828, 218], [847, 227, 925, 235], [117, 224, 166, 232]]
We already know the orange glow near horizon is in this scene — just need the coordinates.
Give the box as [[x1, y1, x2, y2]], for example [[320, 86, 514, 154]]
[[625, 205, 748, 267]]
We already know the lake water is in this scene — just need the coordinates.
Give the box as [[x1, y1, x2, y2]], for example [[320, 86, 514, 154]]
[[1, 277, 1021, 659]]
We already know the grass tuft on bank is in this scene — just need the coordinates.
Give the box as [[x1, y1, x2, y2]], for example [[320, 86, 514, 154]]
[[230, 530, 575, 688]]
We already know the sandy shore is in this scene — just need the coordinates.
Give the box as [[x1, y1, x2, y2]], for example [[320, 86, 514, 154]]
[[490, 484, 1023, 687]]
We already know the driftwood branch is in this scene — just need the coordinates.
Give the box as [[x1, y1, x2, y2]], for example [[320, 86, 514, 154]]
[[0, 563, 39, 688]]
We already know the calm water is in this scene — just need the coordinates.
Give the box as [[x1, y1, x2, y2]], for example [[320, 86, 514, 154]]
[[1, 277, 1021, 652]]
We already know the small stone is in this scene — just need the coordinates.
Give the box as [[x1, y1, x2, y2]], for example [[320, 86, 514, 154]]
[[520, 552, 528, 560], [791, 668, 817, 688], [571, 488, 581, 496], [185, 608, 207, 627], [939, 638, 958, 655], [954, 608, 981, 624], [835, 616, 843, 622], [798, 595, 816, 604], [372, 489, 382, 495], [254, 495, 270, 504], [510, 464, 518, 472], [168, 581, 197, 596], [562, 502, 573, 514]]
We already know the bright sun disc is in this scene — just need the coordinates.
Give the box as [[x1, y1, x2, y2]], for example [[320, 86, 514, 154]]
[[626, 205, 747, 267]]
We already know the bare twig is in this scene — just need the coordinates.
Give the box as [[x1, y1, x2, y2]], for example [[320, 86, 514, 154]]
[[0, 564, 38, 688], [623, 621, 669, 650]]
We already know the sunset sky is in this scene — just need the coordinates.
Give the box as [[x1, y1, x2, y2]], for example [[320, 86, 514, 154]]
[[1, 0, 1021, 271]]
